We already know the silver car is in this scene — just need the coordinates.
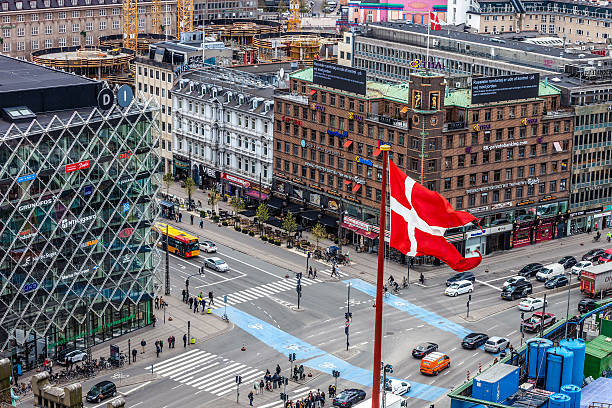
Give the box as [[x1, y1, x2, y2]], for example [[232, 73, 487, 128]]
[[204, 257, 229, 272], [484, 336, 509, 353], [200, 241, 217, 253]]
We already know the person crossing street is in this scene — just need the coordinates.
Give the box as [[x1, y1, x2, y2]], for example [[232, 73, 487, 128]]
[[140, 339, 146, 354], [208, 291, 215, 306], [183, 333, 187, 348]]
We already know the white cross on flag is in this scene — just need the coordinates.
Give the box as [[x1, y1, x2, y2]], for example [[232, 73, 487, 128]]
[[389, 159, 482, 272]]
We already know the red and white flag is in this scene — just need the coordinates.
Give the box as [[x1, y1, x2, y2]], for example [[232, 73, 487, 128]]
[[389, 159, 481, 272], [430, 11, 441, 30]]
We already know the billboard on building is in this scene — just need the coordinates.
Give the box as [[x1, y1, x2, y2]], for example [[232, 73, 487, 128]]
[[313, 61, 367, 95], [471, 74, 540, 104]]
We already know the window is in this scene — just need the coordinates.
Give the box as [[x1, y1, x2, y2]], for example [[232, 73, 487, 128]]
[[456, 196, 463, 209], [506, 168, 512, 180], [518, 167, 524, 178], [470, 153, 478, 165], [495, 150, 502, 162], [508, 128, 514, 139], [493, 170, 501, 182], [72, 23, 79, 32], [85, 22, 93, 31], [527, 185, 535, 196], [58, 11, 66, 18], [31, 13, 38, 21], [1, 28, 9, 38], [482, 172, 489, 183], [446, 135, 453, 148], [518, 146, 525, 159], [530, 145, 537, 157], [112, 20, 120, 30], [516, 186, 523, 198], [482, 151, 490, 164], [457, 176, 464, 188], [58, 37, 66, 46], [539, 183, 546, 194], [468, 194, 476, 207], [72, 36, 80, 46], [458, 133, 465, 147], [45, 25, 52, 34], [457, 154, 465, 167], [549, 180, 557, 192], [31, 26, 39, 35], [31, 40, 39, 50], [560, 179, 567, 191], [445, 156, 452, 169], [529, 165, 535, 176], [17, 27, 24, 36], [72, 10, 80, 17], [497, 109, 503, 120], [469, 174, 477, 186], [85, 9, 93, 17], [59, 24, 66, 33], [44, 39, 52, 48], [540, 163, 546, 175], [492, 190, 499, 203], [99, 8, 107, 16], [99, 21, 106, 30], [505, 188, 512, 200]]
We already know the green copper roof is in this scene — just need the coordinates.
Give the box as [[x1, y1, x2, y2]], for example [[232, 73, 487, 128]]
[[444, 81, 562, 108], [290, 67, 410, 103]]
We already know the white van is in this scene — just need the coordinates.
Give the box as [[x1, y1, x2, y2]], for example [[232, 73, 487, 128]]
[[536, 263, 565, 282], [384, 378, 411, 395]]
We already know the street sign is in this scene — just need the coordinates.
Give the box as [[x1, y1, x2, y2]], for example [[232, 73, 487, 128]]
[[345, 320, 350, 327]]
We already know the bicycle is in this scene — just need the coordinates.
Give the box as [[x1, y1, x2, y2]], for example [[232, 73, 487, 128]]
[[383, 285, 390, 298]]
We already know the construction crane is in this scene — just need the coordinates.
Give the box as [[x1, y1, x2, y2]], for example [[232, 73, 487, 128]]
[[287, 0, 301, 32], [152, 0, 162, 34], [177, 0, 193, 37], [122, 0, 138, 50]]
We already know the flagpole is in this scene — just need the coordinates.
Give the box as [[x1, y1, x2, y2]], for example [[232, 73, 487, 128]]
[[426, 10, 431, 72], [372, 144, 390, 408]]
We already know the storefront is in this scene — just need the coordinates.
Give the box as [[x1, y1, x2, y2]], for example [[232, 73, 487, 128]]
[[568, 206, 610, 235], [221, 172, 252, 197], [173, 154, 191, 180], [198, 165, 220, 190], [340, 215, 378, 252]]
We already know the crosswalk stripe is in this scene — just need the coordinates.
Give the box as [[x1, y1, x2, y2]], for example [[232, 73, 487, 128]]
[[195, 364, 246, 389], [161, 354, 217, 377], [254, 285, 276, 295], [145, 349, 201, 370], [155, 352, 212, 375], [259, 283, 282, 293], [242, 289, 265, 298], [237, 291, 260, 301], [227, 293, 250, 302], [207, 367, 260, 394], [269, 281, 294, 290], [186, 362, 243, 387], [176, 362, 220, 382], [216, 370, 263, 396], [199, 365, 247, 390], [154, 351, 210, 372]]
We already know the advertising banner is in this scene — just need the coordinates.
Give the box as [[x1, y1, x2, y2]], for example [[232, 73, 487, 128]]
[[313, 61, 367, 95], [471, 74, 540, 104]]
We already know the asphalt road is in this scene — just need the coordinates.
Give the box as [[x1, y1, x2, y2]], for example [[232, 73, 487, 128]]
[[77, 220, 605, 408]]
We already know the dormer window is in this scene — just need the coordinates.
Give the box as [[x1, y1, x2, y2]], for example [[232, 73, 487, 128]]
[[57, 0, 64, 6], [15, 2, 23, 10], [44, 0, 50, 6], [29, 1, 36, 9]]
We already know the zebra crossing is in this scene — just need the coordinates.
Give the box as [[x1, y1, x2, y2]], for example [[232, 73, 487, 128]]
[[256, 387, 320, 408], [208, 269, 348, 310], [145, 349, 264, 396]]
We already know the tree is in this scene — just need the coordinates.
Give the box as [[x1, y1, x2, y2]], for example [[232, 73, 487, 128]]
[[163, 172, 174, 197], [80, 30, 86, 49], [256, 203, 270, 236], [312, 222, 327, 249], [230, 196, 246, 226], [160, 24, 165, 34], [282, 212, 298, 246], [278, 0, 287, 13], [184, 177, 196, 210], [208, 186, 221, 214]]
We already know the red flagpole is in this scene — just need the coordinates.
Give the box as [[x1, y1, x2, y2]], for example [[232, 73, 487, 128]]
[[372, 145, 390, 408]]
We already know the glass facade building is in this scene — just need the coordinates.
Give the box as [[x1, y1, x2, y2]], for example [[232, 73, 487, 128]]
[[0, 82, 162, 370]]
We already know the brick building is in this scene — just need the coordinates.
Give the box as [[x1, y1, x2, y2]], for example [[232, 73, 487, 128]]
[[274, 67, 573, 258]]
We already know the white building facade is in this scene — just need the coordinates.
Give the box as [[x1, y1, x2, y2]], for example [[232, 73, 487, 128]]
[[171, 68, 274, 200]]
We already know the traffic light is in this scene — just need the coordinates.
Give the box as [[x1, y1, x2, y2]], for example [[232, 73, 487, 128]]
[[235, 375, 242, 384], [185, 278, 190, 287], [468, 294, 472, 302], [284, 376, 289, 385], [307, 251, 311, 259], [344, 312, 353, 320], [280, 392, 287, 401], [332, 370, 340, 378], [297, 272, 302, 280]]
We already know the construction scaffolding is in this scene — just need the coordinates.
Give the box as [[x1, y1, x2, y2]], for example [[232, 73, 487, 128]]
[[177, 0, 194, 36], [254, 34, 338, 62], [287, 0, 301, 32], [100, 33, 173, 55], [201, 22, 281, 47], [152, 0, 162, 34], [122, 0, 138, 50]]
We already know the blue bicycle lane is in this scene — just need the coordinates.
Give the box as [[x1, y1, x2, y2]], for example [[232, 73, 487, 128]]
[[212, 305, 448, 402]]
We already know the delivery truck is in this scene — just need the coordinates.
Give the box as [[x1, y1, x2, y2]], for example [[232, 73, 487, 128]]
[[579, 262, 612, 298]]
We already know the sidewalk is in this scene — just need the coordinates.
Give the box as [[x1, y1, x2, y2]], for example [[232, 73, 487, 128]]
[[163, 182, 601, 285]]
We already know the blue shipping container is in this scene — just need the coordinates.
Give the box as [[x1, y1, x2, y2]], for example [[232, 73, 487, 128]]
[[472, 364, 520, 403]]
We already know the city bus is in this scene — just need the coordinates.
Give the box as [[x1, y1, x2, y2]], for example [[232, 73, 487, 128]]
[[153, 222, 200, 258]]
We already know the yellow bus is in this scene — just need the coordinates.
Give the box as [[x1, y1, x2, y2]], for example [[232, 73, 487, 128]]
[[154, 222, 200, 258]]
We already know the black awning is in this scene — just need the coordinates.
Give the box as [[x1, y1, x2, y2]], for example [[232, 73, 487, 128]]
[[239, 209, 257, 217], [319, 214, 339, 228], [267, 196, 284, 210], [265, 217, 283, 228], [300, 210, 320, 222], [285, 203, 302, 213]]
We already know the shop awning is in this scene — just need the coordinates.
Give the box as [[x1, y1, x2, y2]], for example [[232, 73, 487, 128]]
[[400, 106, 409, 113], [285, 202, 302, 213], [553, 141, 563, 152], [300, 210, 320, 222], [344, 179, 352, 185], [309, 89, 317, 95], [351, 183, 362, 192], [340, 222, 378, 240], [373, 148, 381, 157], [319, 214, 339, 227], [267, 196, 284, 210], [343, 140, 353, 148], [245, 189, 269, 200], [159, 200, 175, 208]]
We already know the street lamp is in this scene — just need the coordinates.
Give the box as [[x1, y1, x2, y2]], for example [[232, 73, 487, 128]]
[[345, 283, 352, 351]]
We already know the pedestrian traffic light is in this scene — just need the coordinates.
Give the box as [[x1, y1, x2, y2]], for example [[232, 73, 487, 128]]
[[344, 312, 352, 320], [280, 392, 287, 401], [468, 294, 472, 302], [332, 370, 340, 378], [235, 375, 242, 384], [289, 353, 296, 362], [297, 272, 302, 280], [345, 326, 349, 335], [307, 251, 311, 259]]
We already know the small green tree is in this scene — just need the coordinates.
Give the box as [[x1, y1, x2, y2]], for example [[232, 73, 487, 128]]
[[184, 177, 196, 210], [312, 222, 326, 249], [230, 196, 246, 226], [160, 24, 165, 34], [163, 172, 174, 197], [80, 30, 86, 49], [278, 0, 287, 13], [208, 186, 221, 214], [282, 212, 298, 246], [256, 203, 270, 236]]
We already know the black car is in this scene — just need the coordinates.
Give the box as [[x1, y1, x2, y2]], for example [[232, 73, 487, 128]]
[[578, 298, 598, 313], [86, 381, 116, 403], [461, 333, 489, 349], [412, 342, 438, 358], [333, 389, 366, 407], [446, 271, 476, 286], [559, 256, 578, 269], [583, 249, 605, 262], [501, 281, 533, 300], [518, 263, 543, 278], [545, 275, 569, 289]]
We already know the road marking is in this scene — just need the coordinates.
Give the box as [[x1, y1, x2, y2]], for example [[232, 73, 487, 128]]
[[124, 381, 151, 395], [472, 352, 479, 357], [171, 384, 183, 390], [217, 250, 283, 278], [484, 274, 522, 284], [457, 361, 465, 366], [507, 330, 518, 336], [476, 279, 503, 291], [450, 347, 457, 352]]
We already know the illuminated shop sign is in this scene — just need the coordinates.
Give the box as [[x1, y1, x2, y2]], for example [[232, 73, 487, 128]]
[[221, 173, 251, 188], [355, 156, 373, 166], [65, 160, 90, 173], [482, 140, 527, 151], [465, 178, 539, 194], [60, 214, 96, 229], [409, 59, 444, 70], [23, 282, 38, 293], [118, 150, 133, 160], [16, 173, 37, 183], [18, 197, 55, 212], [81, 239, 99, 248], [281, 116, 301, 125], [473, 123, 491, 131], [521, 118, 538, 125], [327, 130, 348, 139], [348, 112, 363, 121], [22, 251, 58, 267], [119, 228, 134, 238], [304, 161, 365, 184], [311, 103, 325, 112]]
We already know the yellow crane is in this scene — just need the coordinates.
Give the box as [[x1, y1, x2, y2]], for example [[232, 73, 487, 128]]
[[287, 0, 301, 32], [178, 0, 194, 36], [122, 0, 138, 50], [152, 0, 162, 34]]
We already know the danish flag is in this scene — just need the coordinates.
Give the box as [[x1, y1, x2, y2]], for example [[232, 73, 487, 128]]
[[430, 11, 441, 30], [389, 159, 482, 272]]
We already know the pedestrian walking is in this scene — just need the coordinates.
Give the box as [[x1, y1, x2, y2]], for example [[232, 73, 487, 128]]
[[159, 339, 164, 353], [308, 266, 313, 278], [193, 298, 199, 313], [132, 348, 137, 362], [141, 339, 146, 354], [276, 364, 281, 375], [190, 214, 194, 225], [159, 296, 165, 309], [331, 264, 337, 278], [189, 296, 194, 310], [253, 381, 258, 395], [153, 315, 157, 327], [248, 391, 254, 406], [12, 366, 19, 386], [313, 268, 317, 279], [419, 273, 425, 285], [183, 333, 187, 348], [168, 336, 172, 350], [259, 379, 264, 394], [200, 219, 204, 229], [48, 359, 53, 375], [208, 291, 214, 306], [155, 296, 159, 309], [201, 298, 206, 314], [182, 289, 186, 302], [156, 345, 160, 358], [178, 212, 182, 222]]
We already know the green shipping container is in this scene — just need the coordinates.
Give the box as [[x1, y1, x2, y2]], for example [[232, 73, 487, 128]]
[[584, 335, 612, 379]]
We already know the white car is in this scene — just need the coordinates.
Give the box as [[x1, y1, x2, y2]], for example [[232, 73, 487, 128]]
[[61, 349, 87, 365], [200, 240, 217, 253], [518, 297, 547, 311], [204, 257, 229, 272], [503, 276, 528, 288], [571, 261, 592, 275], [444, 280, 473, 297], [484, 337, 509, 353], [385, 378, 411, 395]]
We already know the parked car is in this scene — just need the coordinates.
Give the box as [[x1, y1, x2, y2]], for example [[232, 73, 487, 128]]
[[412, 342, 438, 358], [518, 263, 543, 278], [559, 256, 578, 269], [536, 263, 565, 282], [545, 275, 569, 289], [445, 280, 473, 297], [503, 276, 528, 288], [445, 271, 476, 286], [501, 281, 533, 300], [200, 240, 217, 253], [598, 248, 612, 264], [484, 337, 509, 353], [461, 333, 489, 349], [333, 389, 366, 407], [86, 381, 116, 403], [518, 297, 547, 311], [204, 257, 229, 272], [582, 249, 605, 262], [385, 378, 410, 395], [521, 312, 556, 332], [59, 349, 87, 365], [572, 261, 592, 275], [420, 352, 450, 376]]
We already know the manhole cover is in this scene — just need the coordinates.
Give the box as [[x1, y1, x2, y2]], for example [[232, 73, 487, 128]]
[[385, 331, 394, 335]]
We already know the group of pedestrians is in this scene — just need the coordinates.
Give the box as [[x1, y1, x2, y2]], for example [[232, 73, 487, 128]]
[[184, 291, 215, 314], [154, 296, 167, 309], [307, 267, 318, 279], [154, 337, 175, 357], [284, 390, 326, 408]]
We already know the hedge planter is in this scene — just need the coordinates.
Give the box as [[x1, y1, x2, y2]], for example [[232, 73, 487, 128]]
[[222, 221, 229, 226], [248, 231, 255, 237], [262, 236, 268, 241]]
